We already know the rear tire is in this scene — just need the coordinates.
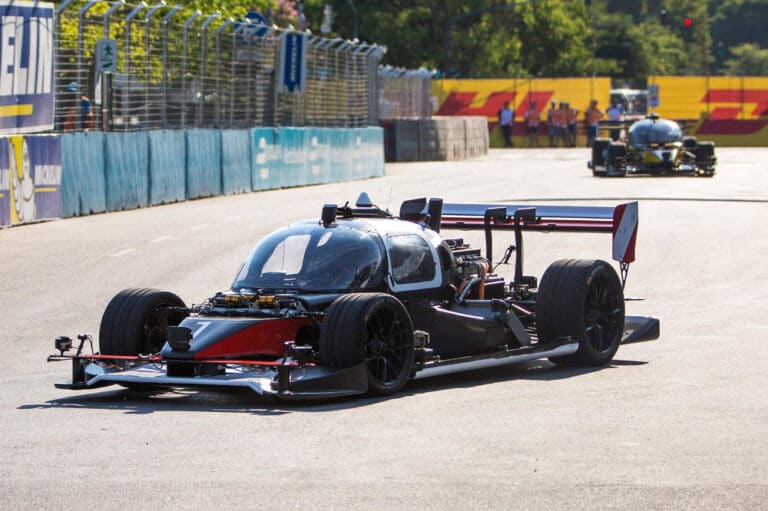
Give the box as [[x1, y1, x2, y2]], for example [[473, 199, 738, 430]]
[[606, 142, 627, 176], [591, 138, 611, 174], [536, 259, 625, 367], [99, 288, 187, 356], [320, 293, 414, 396]]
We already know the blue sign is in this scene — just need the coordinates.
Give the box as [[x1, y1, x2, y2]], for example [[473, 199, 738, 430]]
[[236, 10, 270, 45], [0, 2, 54, 135], [278, 32, 308, 94]]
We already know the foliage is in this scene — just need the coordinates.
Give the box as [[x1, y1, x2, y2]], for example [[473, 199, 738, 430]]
[[722, 43, 768, 76]]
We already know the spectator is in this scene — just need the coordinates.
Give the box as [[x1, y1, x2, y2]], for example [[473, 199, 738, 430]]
[[554, 102, 568, 147], [62, 82, 95, 132], [498, 101, 514, 148], [584, 99, 605, 147], [524, 101, 540, 147], [606, 101, 623, 141], [546, 100, 557, 147], [566, 102, 579, 147]]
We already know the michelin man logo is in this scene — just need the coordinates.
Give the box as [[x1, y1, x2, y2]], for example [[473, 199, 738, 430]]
[[10, 137, 35, 224]]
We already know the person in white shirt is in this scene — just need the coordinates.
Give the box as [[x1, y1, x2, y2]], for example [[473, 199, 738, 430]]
[[606, 101, 623, 141], [498, 101, 514, 147]]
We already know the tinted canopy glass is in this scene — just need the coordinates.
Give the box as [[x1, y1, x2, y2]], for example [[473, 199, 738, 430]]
[[233, 223, 385, 293], [628, 119, 682, 145]]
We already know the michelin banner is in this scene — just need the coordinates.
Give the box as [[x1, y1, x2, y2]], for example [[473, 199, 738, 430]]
[[0, 1, 54, 134], [0, 135, 61, 227]]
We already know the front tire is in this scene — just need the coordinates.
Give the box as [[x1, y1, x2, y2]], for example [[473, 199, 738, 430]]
[[99, 288, 187, 356], [320, 293, 415, 396], [536, 259, 625, 367], [694, 142, 716, 176]]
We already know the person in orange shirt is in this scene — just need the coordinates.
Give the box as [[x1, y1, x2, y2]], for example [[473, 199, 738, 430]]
[[584, 99, 605, 147], [565, 102, 579, 147], [553, 102, 568, 147], [524, 101, 541, 147], [546, 100, 557, 147]]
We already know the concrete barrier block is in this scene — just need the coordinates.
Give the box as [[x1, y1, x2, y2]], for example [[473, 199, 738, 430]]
[[276, 128, 311, 188], [221, 129, 252, 194], [148, 130, 185, 205], [251, 128, 277, 191], [60, 132, 106, 216], [105, 132, 149, 212], [186, 129, 222, 199]]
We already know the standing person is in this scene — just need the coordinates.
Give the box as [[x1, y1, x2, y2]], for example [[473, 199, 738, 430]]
[[62, 82, 94, 132], [584, 99, 605, 147], [498, 101, 514, 148], [606, 101, 623, 141], [554, 102, 568, 147], [524, 101, 540, 147], [546, 100, 557, 147], [566, 102, 579, 147]]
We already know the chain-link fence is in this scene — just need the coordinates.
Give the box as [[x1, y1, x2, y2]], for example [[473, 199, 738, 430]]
[[54, 1, 433, 133], [379, 66, 434, 119]]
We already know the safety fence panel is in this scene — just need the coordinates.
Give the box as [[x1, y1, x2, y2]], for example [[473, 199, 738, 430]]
[[148, 130, 186, 206]]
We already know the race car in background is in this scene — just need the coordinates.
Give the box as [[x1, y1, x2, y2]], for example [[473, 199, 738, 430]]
[[49, 194, 659, 400], [589, 113, 716, 177]]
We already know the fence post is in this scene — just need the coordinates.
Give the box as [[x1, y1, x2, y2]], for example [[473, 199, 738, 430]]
[[144, 3, 167, 130], [76, 0, 101, 131], [162, 6, 184, 128], [182, 11, 202, 128], [123, 3, 149, 130], [197, 12, 221, 128], [215, 18, 235, 128]]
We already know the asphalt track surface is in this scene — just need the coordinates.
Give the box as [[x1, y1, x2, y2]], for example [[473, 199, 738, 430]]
[[2, 148, 767, 509]]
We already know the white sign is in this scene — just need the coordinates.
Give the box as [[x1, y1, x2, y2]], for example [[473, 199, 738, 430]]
[[96, 38, 117, 73]]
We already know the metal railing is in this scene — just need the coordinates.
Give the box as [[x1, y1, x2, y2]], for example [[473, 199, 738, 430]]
[[54, 1, 433, 133]]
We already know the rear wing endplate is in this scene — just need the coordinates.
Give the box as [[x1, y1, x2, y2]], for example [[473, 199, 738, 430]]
[[400, 198, 638, 265]]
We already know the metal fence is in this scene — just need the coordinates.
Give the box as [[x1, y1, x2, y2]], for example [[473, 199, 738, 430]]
[[54, 1, 434, 133]]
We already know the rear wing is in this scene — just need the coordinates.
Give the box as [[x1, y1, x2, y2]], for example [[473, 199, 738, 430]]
[[399, 198, 638, 266]]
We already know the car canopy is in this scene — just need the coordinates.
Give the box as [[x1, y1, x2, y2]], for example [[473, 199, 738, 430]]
[[232, 221, 386, 293], [628, 118, 682, 145]]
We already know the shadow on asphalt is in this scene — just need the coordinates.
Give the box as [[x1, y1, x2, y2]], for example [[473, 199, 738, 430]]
[[20, 358, 648, 415]]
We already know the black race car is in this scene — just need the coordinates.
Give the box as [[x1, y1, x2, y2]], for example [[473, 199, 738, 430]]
[[49, 194, 659, 399], [589, 114, 716, 177]]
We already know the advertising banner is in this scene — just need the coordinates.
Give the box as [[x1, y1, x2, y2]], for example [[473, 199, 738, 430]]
[[0, 134, 61, 226], [277, 32, 308, 94], [0, 2, 54, 134]]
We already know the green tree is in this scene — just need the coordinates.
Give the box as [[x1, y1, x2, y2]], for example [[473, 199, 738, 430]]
[[722, 43, 768, 76]]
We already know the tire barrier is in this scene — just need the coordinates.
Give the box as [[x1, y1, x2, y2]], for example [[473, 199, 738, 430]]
[[1, 127, 385, 227], [385, 116, 489, 162]]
